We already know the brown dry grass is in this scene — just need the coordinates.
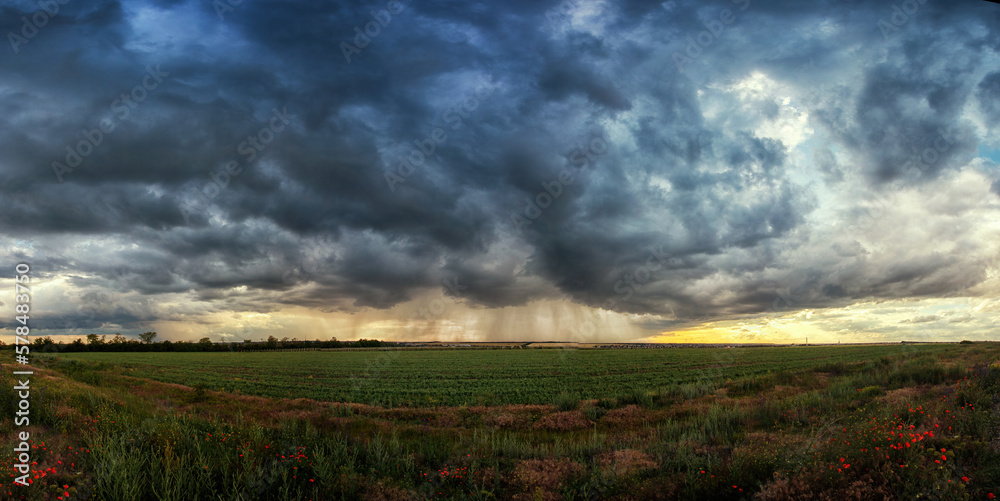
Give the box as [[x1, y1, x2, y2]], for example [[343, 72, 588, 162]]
[[664, 397, 715, 420], [601, 405, 644, 427], [596, 449, 658, 477], [509, 458, 584, 501], [478, 404, 549, 429], [881, 386, 921, 404], [879, 383, 949, 407], [484, 411, 530, 428], [756, 470, 895, 501], [533, 411, 593, 431]]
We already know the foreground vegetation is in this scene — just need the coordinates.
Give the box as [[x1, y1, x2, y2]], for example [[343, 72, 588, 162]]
[[2, 343, 999, 500]]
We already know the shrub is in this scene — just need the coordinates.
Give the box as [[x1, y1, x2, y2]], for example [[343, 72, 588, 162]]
[[678, 382, 715, 400], [187, 382, 209, 403], [583, 404, 606, 422], [553, 391, 579, 411], [856, 385, 883, 399], [615, 387, 653, 408]]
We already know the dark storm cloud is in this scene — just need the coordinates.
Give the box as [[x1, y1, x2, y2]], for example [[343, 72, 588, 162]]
[[977, 71, 1000, 128], [1, 0, 999, 334]]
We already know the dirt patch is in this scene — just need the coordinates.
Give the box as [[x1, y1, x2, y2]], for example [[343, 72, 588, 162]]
[[361, 481, 417, 501]]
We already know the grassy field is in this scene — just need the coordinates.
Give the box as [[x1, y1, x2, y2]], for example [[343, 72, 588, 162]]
[[2, 343, 999, 500], [37, 344, 955, 406]]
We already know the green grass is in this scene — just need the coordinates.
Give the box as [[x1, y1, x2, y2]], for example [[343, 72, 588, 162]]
[[4, 343, 998, 500], [40, 344, 954, 407]]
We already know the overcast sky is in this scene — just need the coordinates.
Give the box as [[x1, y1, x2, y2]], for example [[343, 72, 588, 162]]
[[1, 0, 999, 344]]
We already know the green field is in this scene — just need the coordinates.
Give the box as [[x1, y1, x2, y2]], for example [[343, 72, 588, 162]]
[[4, 343, 999, 500], [43, 344, 950, 406]]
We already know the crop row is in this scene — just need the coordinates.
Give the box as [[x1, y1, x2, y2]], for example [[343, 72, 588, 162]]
[[43, 344, 952, 407]]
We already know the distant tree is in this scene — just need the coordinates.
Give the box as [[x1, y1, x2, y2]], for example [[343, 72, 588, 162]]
[[86, 333, 105, 345], [110, 333, 127, 344], [31, 337, 55, 351], [198, 337, 212, 347], [265, 336, 278, 349], [139, 331, 158, 344]]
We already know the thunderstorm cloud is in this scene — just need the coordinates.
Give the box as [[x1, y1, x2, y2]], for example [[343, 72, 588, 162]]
[[1, 0, 998, 342]]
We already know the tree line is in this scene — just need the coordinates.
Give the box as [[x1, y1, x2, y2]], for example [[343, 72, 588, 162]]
[[5, 332, 393, 352]]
